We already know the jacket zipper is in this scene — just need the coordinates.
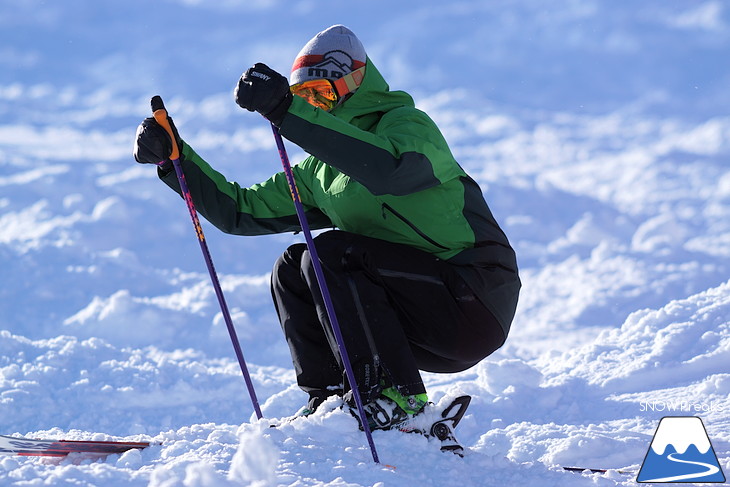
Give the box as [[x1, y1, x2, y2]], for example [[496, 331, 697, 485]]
[[381, 202, 449, 251]]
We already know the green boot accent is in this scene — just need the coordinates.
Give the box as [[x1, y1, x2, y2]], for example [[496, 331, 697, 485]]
[[381, 387, 428, 415]]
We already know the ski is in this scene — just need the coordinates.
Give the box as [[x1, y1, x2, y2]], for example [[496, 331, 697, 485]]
[[562, 466, 635, 475], [0, 434, 150, 457]]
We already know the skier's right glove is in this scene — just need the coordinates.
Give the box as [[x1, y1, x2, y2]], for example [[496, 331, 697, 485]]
[[133, 116, 182, 168]]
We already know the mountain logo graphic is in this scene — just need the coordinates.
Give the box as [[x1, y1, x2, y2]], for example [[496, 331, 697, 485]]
[[306, 50, 355, 80], [637, 416, 726, 483]]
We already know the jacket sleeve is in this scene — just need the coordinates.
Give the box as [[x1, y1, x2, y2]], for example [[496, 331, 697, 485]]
[[158, 141, 333, 236], [278, 96, 463, 196]]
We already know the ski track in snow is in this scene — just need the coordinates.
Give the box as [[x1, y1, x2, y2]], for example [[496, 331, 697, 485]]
[[1, 1, 729, 486]]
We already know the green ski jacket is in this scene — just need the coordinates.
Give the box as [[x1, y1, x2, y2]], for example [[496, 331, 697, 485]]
[[160, 59, 520, 334]]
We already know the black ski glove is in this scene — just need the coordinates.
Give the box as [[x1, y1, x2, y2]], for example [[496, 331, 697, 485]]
[[134, 116, 182, 169], [234, 63, 292, 126]]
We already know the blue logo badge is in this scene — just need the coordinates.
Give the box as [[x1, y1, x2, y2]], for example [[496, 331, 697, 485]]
[[637, 416, 726, 483]]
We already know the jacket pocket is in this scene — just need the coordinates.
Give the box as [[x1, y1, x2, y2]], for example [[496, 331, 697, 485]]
[[380, 202, 449, 251]]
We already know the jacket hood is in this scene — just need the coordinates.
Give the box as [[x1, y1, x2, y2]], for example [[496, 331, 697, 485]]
[[330, 58, 415, 124]]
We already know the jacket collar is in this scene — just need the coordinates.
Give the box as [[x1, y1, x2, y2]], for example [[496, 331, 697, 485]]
[[330, 58, 415, 124]]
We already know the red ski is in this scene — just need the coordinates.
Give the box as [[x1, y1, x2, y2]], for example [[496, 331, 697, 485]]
[[0, 434, 150, 457]]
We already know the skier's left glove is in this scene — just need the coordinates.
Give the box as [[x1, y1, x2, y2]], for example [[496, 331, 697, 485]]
[[133, 116, 182, 170], [234, 63, 292, 126]]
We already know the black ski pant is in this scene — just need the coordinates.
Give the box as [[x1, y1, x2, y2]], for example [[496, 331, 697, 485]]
[[271, 230, 504, 406]]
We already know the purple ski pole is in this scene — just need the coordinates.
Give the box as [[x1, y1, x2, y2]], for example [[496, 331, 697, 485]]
[[270, 124, 381, 464], [151, 95, 263, 420]]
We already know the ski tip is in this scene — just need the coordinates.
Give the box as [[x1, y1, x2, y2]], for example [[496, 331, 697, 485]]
[[0, 435, 151, 458]]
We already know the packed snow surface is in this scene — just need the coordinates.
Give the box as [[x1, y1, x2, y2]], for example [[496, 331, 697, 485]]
[[1, 1, 728, 486]]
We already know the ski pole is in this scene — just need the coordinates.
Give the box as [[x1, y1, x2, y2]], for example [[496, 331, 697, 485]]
[[151, 95, 263, 420], [270, 124, 381, 464]]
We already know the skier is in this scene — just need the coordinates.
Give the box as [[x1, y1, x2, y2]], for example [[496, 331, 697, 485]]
[[134, 25, 520, 431]]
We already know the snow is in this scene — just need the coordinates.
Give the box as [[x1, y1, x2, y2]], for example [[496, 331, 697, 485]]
[[1, 0, 728, 485]]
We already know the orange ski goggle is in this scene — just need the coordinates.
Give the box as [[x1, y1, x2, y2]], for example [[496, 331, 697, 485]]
[[289, 66, 366, 112], [290, 79, 339, 111]]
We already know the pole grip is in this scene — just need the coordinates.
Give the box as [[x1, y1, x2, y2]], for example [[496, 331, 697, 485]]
[[150, 95, 180, 161]]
